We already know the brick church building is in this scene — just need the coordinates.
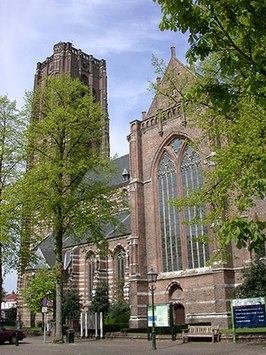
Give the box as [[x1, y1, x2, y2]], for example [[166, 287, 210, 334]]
[[17, 42, 265, 329]]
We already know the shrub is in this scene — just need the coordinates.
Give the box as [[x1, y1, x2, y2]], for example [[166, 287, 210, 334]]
[[62, 287, 82, 323], [36, 321, 43, 328], [104, 300, 130, 327], [90, 281, 109, 315]]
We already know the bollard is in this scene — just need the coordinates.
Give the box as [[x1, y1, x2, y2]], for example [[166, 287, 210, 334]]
[[16, 331, 19, 346]]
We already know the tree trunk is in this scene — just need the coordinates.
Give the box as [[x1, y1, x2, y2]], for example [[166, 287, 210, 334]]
[[0, 243, 2, 323], [55, 263, 63, 341], [54, 213, 64, 342]]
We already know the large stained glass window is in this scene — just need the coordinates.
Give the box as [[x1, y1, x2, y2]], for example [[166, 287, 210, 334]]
[[181, 145, 209, 268], [157, 138, 209, 272]]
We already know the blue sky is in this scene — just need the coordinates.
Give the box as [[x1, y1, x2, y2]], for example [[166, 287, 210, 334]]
[[0, 0, 189, 293]]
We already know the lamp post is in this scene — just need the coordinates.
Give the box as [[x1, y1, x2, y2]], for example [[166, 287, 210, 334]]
[[147, 268, 158, 351]]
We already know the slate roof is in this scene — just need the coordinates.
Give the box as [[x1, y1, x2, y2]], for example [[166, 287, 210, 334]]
[[62, 210, 131, 249], [84, 154, 130, 187], [31, 209, 131, 269], [29, 234, 55, 269], [109, 154, 129, 186]]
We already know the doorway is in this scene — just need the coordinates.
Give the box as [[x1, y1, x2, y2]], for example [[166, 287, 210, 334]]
[[173, 303, 185, 325]]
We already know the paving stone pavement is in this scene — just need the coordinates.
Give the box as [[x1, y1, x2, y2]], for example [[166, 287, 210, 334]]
[[0, 336, 266, 355]]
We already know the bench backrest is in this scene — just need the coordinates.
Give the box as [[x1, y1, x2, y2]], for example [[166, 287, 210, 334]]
[[188, 326, 217, 334]]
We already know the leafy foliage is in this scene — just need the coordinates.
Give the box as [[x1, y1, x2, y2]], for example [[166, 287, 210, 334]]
[[21, 74, 121, 340], [0, 95, 27, 313], [234, 259, 266, 298], [62, 287, 82, 322], [105, 300, 130, 325], [22, 75, 118, 248], [90, 280, 109, 315], [153, 0, 266, 253], [154, 0, 266, 94], [21, 268, 56, 313]]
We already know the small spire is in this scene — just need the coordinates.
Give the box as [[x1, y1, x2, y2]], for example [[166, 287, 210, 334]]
[[171, 47, 176, 58], [122, 168, 130, 181], [142, 111, 146, 120]]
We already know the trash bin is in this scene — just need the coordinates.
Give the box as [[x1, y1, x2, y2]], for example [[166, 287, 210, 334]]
[[66, 329, 75, 343]]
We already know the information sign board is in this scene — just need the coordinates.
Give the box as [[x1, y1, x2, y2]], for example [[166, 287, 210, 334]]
[[148, 304, 170, 327], [232, 297, 266, 328]]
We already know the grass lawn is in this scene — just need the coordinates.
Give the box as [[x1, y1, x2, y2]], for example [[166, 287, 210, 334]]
[[220, 327, 266, 334]]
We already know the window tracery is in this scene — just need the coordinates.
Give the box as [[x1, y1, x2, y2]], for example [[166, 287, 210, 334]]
[[113, 246, 126, 300], [157, 137, 209, 272]]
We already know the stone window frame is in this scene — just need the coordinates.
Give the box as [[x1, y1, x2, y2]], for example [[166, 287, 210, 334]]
[[156, 136, 209, 272]]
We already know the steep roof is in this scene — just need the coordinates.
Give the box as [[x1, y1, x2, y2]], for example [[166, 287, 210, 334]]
[[84, 154, 130, 187], [146, 47, 189, 118], [4, 293, 17, 302], [30, 209, 131, 269], [109, 154, 130, 186], [29, 234, 56, 269]]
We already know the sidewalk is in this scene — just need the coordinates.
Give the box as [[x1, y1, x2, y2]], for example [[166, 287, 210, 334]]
[[0, 336, 266, 355]]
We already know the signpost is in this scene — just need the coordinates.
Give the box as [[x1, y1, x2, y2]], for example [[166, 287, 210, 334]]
[[42, 297, 48, 344], [42, 297, 48, 307]]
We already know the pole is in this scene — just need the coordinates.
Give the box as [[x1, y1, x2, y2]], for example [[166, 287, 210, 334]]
[[95, 312, 98, 339], [43, 312, 46, 344], [85, 312, 88, 338], [231, 301, 236, 343], [16, 331, 19, 346], [100, 312, 103, 339], [80, 313, 83, 338], [151, 286, 156, 350]]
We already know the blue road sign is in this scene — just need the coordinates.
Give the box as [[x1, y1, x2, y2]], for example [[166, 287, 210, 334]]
[[42, 297, 48, 307]]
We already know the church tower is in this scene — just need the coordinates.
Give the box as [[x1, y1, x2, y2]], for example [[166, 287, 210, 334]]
[[34, 42, 109, 156]]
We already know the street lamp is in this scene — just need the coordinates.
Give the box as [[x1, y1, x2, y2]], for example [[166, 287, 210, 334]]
[[147, 268, 158, 350]]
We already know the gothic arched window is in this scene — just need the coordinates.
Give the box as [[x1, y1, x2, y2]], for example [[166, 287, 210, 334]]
[[113, 246, 126, 300], [157, 137, 209, 272], [87, 252, 95, 301], [81, 74, 88, 85]]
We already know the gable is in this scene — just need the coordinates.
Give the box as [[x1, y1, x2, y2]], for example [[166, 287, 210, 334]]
[[147, 47, 191, 119]]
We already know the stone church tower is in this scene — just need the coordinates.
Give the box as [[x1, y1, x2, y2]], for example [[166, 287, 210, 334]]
[[34, 41, 109, 156], [17, 42, 110, 327]]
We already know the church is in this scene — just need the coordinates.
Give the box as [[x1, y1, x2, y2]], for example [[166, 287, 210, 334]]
[[17, 42, 263, 329]]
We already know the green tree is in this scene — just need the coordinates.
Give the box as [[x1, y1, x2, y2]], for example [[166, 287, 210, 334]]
[[0, 95, 26, 320], [62, 287, 81, 324], [153, 0, 266, 254], [234, 259, 266, 298], [90, 280, 109, 315], [154, 0, 266, 93], [105, 300, 130, 327], [22, 268, 56, 314], [21, 74, 120, 341]]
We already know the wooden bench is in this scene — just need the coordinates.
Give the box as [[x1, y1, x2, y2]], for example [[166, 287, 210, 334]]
[[182, 325, 220, 343]]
